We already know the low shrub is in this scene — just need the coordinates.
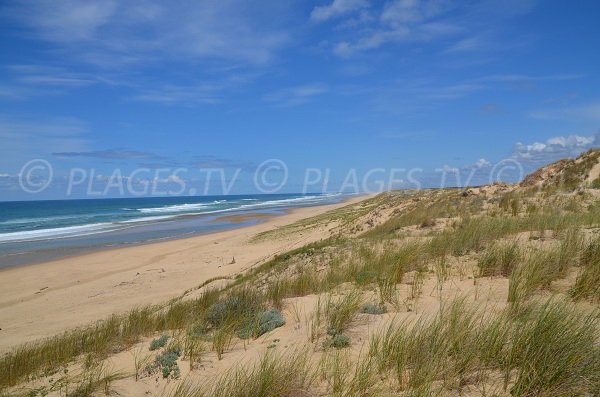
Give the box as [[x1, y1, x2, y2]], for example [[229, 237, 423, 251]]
[[323, 334, 350, 349], [149, 335, 169, 351], [206, 298, 240, 328], [205, 289, 264, 329], [145, 345, 181, 379], [255, 309, 285, 337], [360, 303, 386, 315]]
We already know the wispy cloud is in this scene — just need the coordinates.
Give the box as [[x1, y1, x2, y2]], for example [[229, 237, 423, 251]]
[[131, 84, 225, 105], [529, 102, 600, 122], [367, 79, 487, 113], [413, 83, 484, 100], [2, 1, 292, 66], [313, 0, 540, 58], [0, 114, 90, 170], [52, 149, 165, 161], [380, 130, 435, 140], [263, 83, 329, 107], [0, 114, 87, 140], [444, 35, 488, 53], [442, 30, 536, 55], [8, 65, 99, 87], [0, 64, 123, 100], [321, 0, 462, 57], [129, 71, 260, 105], [311, 0, 369, 22], [474, 74, 582, 83], [192, 155, 255, 172]]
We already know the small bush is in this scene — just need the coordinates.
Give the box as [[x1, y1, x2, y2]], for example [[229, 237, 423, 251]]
[[323, 334, 350, 349], [158, 351, 180, 379], [149, 335, 169, 351], [145, 346, 181, 379], [255, 309, 285, 337], [205, 290, 264, 329], [206, 299, 239, 328], [360, 303, 386, 315]]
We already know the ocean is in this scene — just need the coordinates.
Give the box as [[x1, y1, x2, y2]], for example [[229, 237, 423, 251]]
[[0, 193, 344, 268]]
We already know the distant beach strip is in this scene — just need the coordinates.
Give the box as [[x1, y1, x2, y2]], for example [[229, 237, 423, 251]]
[[0, 193, 345, 268]]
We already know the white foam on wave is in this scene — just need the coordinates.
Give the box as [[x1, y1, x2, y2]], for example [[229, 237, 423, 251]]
[[0, 194, 344, 244], [138, 203, 211, 214], [119, 215, 176, 223], [0, 214, 84, 226], [0, 223, 118, 243], [236, 194, 341, 210]]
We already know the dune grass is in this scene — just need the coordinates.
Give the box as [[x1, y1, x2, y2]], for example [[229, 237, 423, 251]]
[[478, 240, 521, 277], [166, 350, 314, 397], [324, 290, 362, 337], [319, 349, 379, 396], [509, 300, 600, 396], [0, 308, 155, 389], [572, 235, 600, 303], [368, 297, 600, 396], [204, 349, 315, 397]]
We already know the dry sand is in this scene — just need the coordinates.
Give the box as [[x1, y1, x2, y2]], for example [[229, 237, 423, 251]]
[[0, 196, 368, 352]]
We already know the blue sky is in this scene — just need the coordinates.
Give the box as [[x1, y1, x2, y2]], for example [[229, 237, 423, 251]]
[[0, 0, 599, 200]]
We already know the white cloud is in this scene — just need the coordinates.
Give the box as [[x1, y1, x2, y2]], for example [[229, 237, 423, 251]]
[[415, 83, 484, 100], [3, 1, 291, 66], [444, 35, 486, 53], [547, 135, 594, 147], [512, 133, 598, 164], [0, 64, 128, 101], [311, 0, 369, 22], [318, 0, 541, 57], [13, 0, 118, 42], [473, 158, 491, 168], [330, 0, 461, 57], [381, 0, 447, 26], [263, 83, 329, 107], [131, 84, 225, 105]]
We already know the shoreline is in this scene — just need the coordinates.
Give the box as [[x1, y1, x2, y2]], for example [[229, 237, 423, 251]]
[[0, 209, 288, 270], [0, 194, 370, 352], [0, 195, 346, 270]]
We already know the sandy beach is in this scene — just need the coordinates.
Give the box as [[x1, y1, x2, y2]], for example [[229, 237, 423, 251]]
[[0, 195, 367, 352]]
